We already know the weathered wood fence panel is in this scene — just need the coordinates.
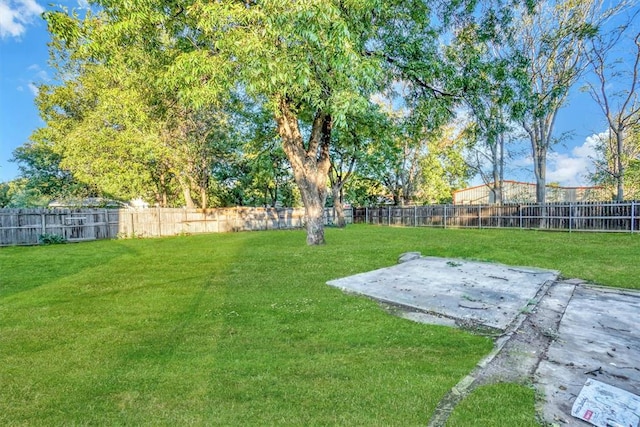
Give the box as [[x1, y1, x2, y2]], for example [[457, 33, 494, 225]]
[[0, 209, 117, 246], [353, 201, 639, 233], [0, 207, 353, 246]]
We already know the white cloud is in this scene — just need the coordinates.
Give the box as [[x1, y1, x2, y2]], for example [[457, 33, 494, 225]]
[[15, 64, 49, 96], [0, 0, 44, 39], [27, 81, 38, 95], [546, 133, 604, 187], [27, 63, 50, 81]]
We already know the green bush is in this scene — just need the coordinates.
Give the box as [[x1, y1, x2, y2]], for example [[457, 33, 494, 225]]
[[38, 233, 66, 245]]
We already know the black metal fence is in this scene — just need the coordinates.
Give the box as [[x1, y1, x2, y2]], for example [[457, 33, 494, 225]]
[[353, 201, 640, 233]]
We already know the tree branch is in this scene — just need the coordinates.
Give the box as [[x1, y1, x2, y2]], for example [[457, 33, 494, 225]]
[[364, 50, 457, 99]]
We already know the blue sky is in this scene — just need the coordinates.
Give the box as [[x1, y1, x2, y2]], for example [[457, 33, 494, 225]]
[[0, 1, 634, 187]]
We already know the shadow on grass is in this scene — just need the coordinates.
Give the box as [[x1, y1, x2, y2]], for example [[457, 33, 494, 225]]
[[0, 240, 140, 299], [6, 233, 253, 425]]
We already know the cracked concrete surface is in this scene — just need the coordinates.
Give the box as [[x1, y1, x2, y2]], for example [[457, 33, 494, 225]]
[[327, 254, 640, 426], [536, 285, 640, 425], [327, 256, 558, 332]]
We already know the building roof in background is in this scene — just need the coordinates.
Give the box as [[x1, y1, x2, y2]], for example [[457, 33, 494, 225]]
[[453, 181, 608, 205]]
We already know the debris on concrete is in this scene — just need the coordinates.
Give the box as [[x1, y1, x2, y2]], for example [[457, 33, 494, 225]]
[[327, 255, 558, 331], [398, 252, 422, 263], [536, 285, 640, 425], [571, 379, 640, 427]]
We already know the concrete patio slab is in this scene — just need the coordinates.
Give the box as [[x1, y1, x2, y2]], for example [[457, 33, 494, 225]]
[[327, 256, 559, 331], [327, 254, 640, 426], [536, 285, 640, 425]]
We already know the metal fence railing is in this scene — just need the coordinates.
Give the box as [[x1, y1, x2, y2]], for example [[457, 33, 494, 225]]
[[353, 201, 639, 233]]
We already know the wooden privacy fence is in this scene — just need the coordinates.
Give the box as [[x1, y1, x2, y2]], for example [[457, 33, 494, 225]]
[[353, 201, 640, 233], [0, 207, 353, 246]]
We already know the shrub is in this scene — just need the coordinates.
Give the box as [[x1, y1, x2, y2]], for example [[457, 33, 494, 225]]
[[38, 233, 66, 245]]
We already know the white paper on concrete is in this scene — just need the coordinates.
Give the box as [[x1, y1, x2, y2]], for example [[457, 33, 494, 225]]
[[571, 378, 640, 427]]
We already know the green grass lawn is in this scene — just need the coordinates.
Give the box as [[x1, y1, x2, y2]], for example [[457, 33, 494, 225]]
[[1, 225, 638, 425], [446, 383, 539, 426]]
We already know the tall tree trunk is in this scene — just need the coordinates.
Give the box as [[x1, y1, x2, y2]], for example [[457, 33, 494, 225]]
[[490, 135, 504, 204], [331, 183, 346, 228], [616, 131, 625, 202], [156, 172, 168, 207], [199, 173, 209, 209], [177, 176, 195, 209], [534, 166, 546, 203], [533, 145, 547, 204], [276, 100, 332, 245], [527, 121, 548, 204], [533, 147, 547, 229], [200, 187, 208, 209], [497, 133, 504, 204], [526, 119, 549, 229]]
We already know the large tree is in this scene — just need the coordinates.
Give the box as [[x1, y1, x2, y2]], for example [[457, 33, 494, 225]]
[[510, 0, 606, 203], [328, 105, 392, 227], [38, 8, 235, 207], [11, 140, 94, 202], [39, 0, 509, 243], [585, 18, 640, 201], [67, 0, 386, 244], [358, 113, 469, 205], [446, 13, 518, 205], [190, 1, 386, 244]]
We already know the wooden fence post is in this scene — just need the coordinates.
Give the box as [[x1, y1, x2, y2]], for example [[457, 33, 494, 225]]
[[156, 206, 162, 237], [569, 203, 572, 233], [632, 201, 636, 233], [443, 205, 447, 229], [41, 212, 46, 235], [104, 209, 109, 238]]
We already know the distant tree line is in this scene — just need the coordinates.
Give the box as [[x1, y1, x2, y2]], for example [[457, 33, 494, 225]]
[[2, 0, 639, 244]]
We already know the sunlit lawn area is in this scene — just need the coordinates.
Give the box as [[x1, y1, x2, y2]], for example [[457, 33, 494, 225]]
[[1, 225, 638, 425]]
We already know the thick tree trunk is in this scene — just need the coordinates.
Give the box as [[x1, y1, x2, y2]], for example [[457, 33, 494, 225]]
[[525, 112, 558, 205], [533, 149, 547, 228], [276, 100, 332, 245], [301, 191, 326, 245], [491, 186, 502, 205]]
